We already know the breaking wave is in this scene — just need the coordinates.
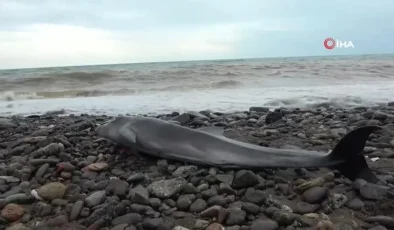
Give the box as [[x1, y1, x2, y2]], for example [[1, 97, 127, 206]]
[[0, 79, 244, 101]]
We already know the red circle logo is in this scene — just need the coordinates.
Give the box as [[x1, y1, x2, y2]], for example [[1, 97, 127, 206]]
[[324, 38, 336, 50]]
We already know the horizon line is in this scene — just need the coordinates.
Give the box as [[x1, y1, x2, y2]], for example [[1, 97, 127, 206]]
[[1, 52, 393, 71]]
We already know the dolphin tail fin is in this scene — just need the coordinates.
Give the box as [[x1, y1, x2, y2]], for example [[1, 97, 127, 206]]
[[327, 125, 382, 183]]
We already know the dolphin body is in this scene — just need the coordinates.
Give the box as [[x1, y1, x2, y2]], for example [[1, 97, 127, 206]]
[[96, 116, 381, 183]]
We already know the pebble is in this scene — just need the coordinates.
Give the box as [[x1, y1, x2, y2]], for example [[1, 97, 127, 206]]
[[5, 223, 30, 230], [272, 210, 295, 226], [0, 203, 24, 221], [365, 216, 394, 228], [359, 183, 389, 200], [107, 179, 128, 196], [297, 177, 325, 191], [87, 162, 109, 172], [243, 188, 267, 205], [111, 213, 142, 226], [225, 209, 246, 226], [172, 166, 198, 178], [232, 170, 259, 189], [294, 202, 320, 214], [194, 220, 210, 229], [127, 172, 145, 183], [70, 200, 84, 221], [369, 226, 388, 230], [0, 176, 20, 183], [316, 220, 335, 230], [302, 187, 328, 203], [216, 174, 234, 184], [5, 194, 35, 204], [36, 182, 66, 201], [148, 178, 187, 199], [85, 190, 106, 207], [241, 202, 260, 214], [206, 223, 225, 230], [327, 193, 348, 209], [250, 219, 278, 230], [177, 194, 196, 210], [346, 198, 364, 210], [189, 199, 207, 213], [129, 185, 150, 205]]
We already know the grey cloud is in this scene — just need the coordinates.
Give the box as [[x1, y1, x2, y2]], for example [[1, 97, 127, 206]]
[[2, 0, 394, 33]]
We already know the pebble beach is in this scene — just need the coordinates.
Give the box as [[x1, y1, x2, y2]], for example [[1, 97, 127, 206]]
[[1, 104, 394, 230]]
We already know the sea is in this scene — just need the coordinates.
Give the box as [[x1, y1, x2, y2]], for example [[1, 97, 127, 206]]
[[1, 54, 394, 117]]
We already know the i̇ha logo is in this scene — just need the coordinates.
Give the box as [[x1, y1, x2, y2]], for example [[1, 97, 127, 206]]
[[324, 37, 354, 50]]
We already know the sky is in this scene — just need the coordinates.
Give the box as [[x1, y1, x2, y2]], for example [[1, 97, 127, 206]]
[[0, 0, 394, 69]]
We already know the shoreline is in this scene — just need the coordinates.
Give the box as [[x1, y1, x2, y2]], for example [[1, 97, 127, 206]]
[[2, 100, 394, 118], [0, 104, 394, 229]]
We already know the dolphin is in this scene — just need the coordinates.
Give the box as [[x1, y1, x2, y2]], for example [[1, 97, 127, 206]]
[[95, 116, 381, 183]]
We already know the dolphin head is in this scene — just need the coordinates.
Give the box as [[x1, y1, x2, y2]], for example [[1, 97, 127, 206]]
[[96, 116, 142, 147]]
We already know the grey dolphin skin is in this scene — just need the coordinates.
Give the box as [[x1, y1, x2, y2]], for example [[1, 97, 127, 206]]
[[95, 116, 381, 183]]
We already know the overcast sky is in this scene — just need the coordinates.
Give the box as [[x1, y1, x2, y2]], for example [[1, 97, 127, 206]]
[[1, 0, 394, 69]]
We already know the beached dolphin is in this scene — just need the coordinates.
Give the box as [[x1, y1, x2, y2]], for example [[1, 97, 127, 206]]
[[95, 116, 381, 183]]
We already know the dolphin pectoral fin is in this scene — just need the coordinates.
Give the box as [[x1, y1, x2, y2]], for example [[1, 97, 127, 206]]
[[119, 125, 137, 143], [197, 126, 225, 136]]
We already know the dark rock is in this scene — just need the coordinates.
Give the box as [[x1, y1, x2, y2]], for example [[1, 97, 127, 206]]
[[41, 214, 69, 227], [189, 199, 207, 213], [181, 183, 200, 194], [176, 194, 196, 210], [360, 183, 389, 200], [201, 187, 218, 199], [368, 226, 387, 230], [225, 209, 246, 226], [4, 194, 35, 204], [85, 190, 106, 207], [69, 200, 84, 221], [216, 174, 234, 184], [207, 195, 227, 207], [111, 213, 142, 226], [107, 179, 128, 196], [129, 185, 149, 205], [84, 203, 124, 226], [346, 198, 364, 210], [218, 183, 236, 195], [232, 170, 259, 189], [126, 172, 145, 183], [365, 216, 394, 228], [0, 118, 17, 129], [250, 219, 278, 230], [302, 187, 328, 203], [352, 178, 367, 190], [241, 202, 260, 214], [149, 198, 162, 209], [272, 210, 295, 226], [200, 205, 223, 218], [294, 202, 320, 214], [249, 107, 269, 113], [30, 158, 60, 166], [243, 188, 267, 205], [142, 218, 166, 230], [373, 111, 389, 121], [265, 111, 282, 124], [130, 204, 160, 218]]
